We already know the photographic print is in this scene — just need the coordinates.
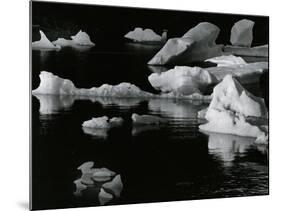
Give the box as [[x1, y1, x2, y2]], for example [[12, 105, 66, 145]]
[[30, 1, 269, 210]]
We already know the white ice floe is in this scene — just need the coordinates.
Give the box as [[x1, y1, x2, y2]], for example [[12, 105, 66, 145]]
[[32, 30, 61, 50], [205, 55, 246, 67], [148, 22, 223, 65], [199, 75, 268, 143], [102, 175, 123, 198], [223, 44, 269, 57], [148, 66, 217, 95], [132, 113, 167, 125], [77, 161, 95, 174], [52, 30, 95, 47], [124, 27, 164, 42], [99, 188, 113, 205], [230, 19, 254, 47], [32, 71, 153, 97], [82, 116, 123, 129]]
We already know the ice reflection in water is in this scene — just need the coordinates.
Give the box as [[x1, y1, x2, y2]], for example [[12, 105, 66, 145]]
[[202, 131, 268, 164], [74, 161, 123, 206]]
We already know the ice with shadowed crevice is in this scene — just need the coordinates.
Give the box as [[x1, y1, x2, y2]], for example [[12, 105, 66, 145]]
[[32, 30, 61, 50]]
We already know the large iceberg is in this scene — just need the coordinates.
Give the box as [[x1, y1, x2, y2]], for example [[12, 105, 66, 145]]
[[223, 45, 269, 57], [148, 22, 223, 65], [124, 27, 166, 43], [230, 19, 254, 47], [32, 30, 61, 50], [199, 75, 268, 143], [32, 71, 153, 98], [148, 66, 217, 95], [52, 30, 95, 47], [205, 55, 246, 67]]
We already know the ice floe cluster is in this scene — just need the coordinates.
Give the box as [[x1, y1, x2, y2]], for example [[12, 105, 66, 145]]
[[32, 30, 94, 50], [74, 161, 123, 205]]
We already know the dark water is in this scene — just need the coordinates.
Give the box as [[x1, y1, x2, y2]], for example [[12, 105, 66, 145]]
[[31, 45, 269, 210]]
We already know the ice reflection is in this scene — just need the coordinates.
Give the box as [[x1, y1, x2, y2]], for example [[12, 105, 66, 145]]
[[203, 131, 255, 163], [82, 127, 109, 139], [132, 124, 161, 136], [148, 98, 207, 119], [33, 94, 144, 115], [74, 161, 123, 206]]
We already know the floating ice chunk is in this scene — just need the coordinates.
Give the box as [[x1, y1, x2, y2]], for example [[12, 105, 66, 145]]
[[102, 175, 123, 198], [32, 71, 153, 98], [52, 38, 75, 47], [148, 66, 217, 95], [93, 168, 116, 182], [82, 116, 124, 129], [205, 55, 246, 67], [124, 27, 163, 42], [77, 161, 95, 174], [81, 173, 94, 185], [148, 22, 223, 65], [71, 30, 95, 46], [73, 179, 87, 196], [223, 45, 269, 57], [99, 188, 113, 205], [205, 62, 268, 84], [255, 133, 269, 145], [199, 75, 268, 140], [32, 30, 61, 50], [230, 19, 254, 47], [132, 113, 167, 125]]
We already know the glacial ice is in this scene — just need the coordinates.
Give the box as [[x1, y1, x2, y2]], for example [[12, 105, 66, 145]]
[[102, 175, 123, 198], [32, 71, 153, 98], [132, 113, 167, 125], [148, 66, 217, 95], [32, 30, 61, 50], [223, 45, 269, 57], [124, 27, 163, 42], [148, 22, 223, 65], [82, 116, 123, 129], [99, 188, 113, 205], [52, 30, 95, 47], [77, 161, 95, 174], [199, 75, 268, 143], [205, 55, 246, 67], [230, 19, 254, 47]]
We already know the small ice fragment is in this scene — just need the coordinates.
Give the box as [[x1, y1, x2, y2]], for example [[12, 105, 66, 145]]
[[98, 188, 113, 205], [80, 173, 94, 185], [77, 161, 94, 174], [102, 174, 123, 198]]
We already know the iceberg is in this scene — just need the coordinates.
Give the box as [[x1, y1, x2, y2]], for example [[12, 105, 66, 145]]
[[223, 45, 269, 57], [102, 175, 123, 198], [32, 71, 154, 98], [148, 66, 217, 95], [73, 179, 87, 196], [98, 188, 113, 205], [32, 30, 61, 50], [132, 113, 167, 125], [52, 30, 95, 47], [230, 19, 254, 47], [93, 168, 116, 182], [81, 173, 94, 185], [199, 75, 268, 143], [124, 27, 166, 43], [77, 161, 95, 174], [82, 116, 123, 129], [148, 22, 223, 65], [205, 55, 246, 67]]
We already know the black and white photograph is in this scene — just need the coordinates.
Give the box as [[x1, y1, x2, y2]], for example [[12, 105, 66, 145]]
[[30, 1, 269, 210]]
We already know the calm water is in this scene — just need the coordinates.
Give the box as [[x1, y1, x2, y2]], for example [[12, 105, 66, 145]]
[[31, 45, 269, 210]]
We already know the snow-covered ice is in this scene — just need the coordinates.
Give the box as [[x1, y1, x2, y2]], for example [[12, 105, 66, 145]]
[[102, 175, 123, 198], [82, 116, 123, 129], [132, 113, 167, 125], [205, 55, 246, 67], [148, 22, 223, 65], [52, 30, 95, 47], [32, 30, 61, 50], [230, 19, 254, 47], [148, 66, 217, 95], [199, 75, 268, 143], [124, 27, 164, 43]]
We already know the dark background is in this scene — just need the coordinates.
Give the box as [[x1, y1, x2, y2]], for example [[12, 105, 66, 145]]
[[32, 1, 269, 46]]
